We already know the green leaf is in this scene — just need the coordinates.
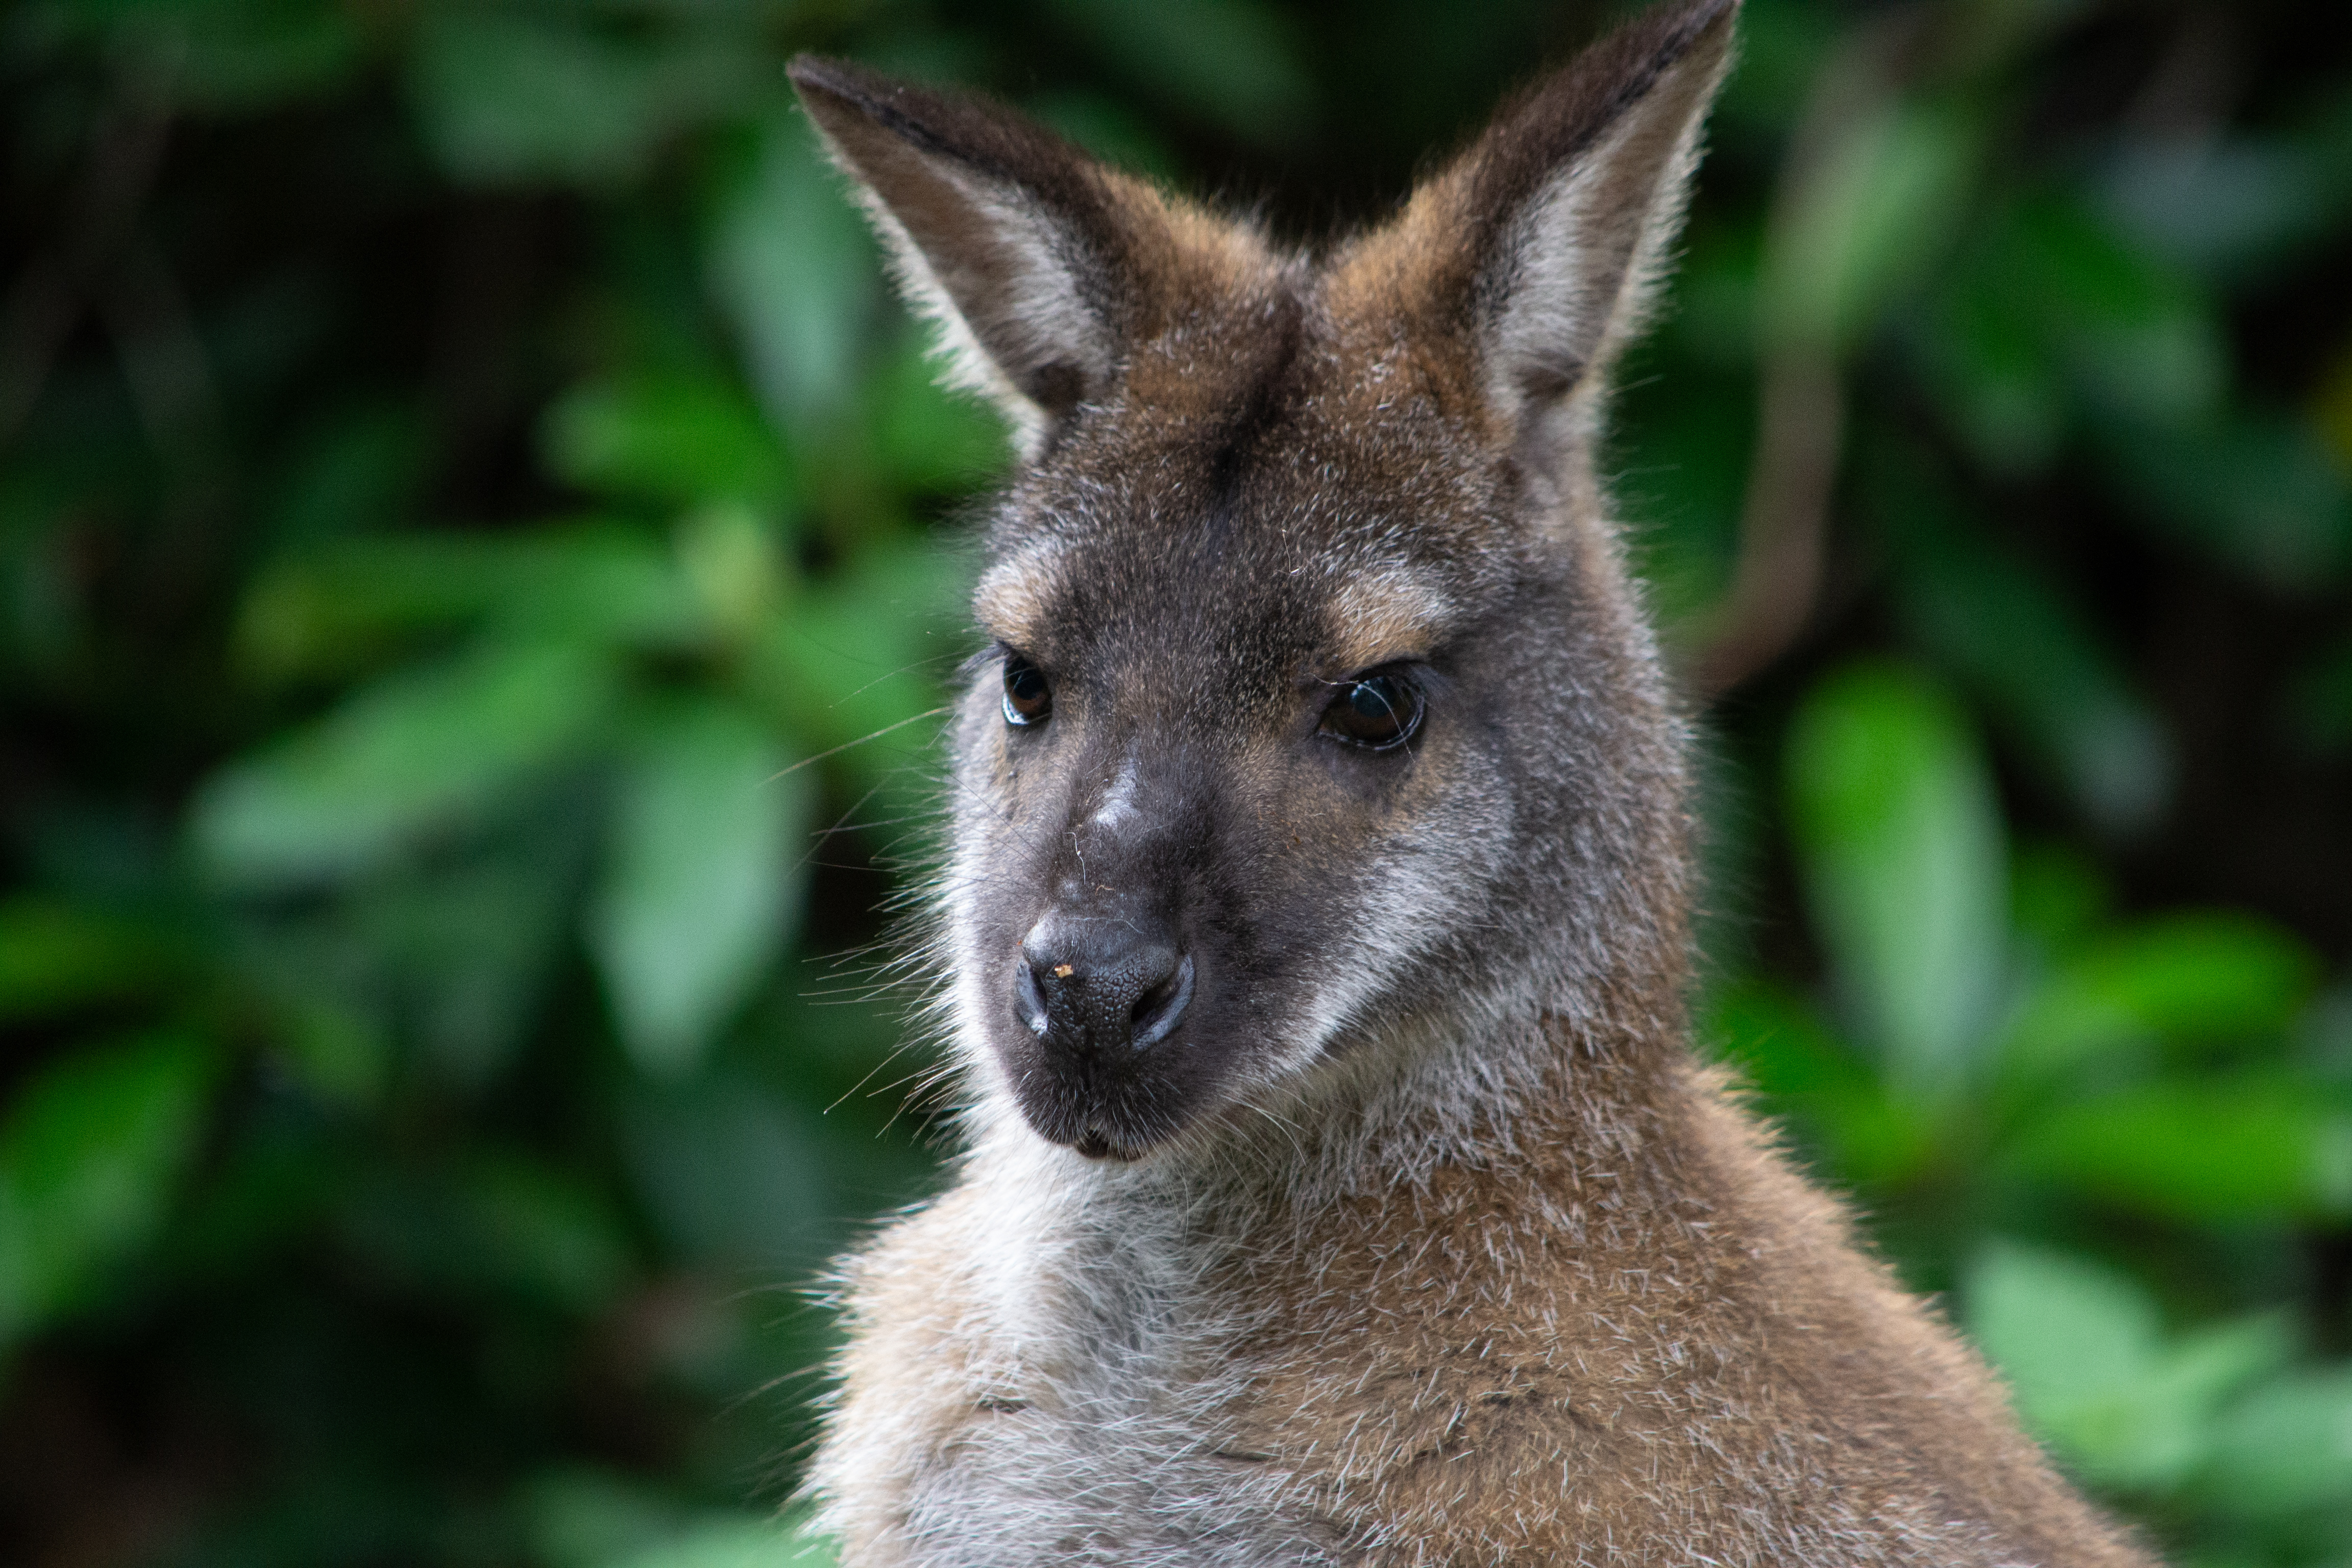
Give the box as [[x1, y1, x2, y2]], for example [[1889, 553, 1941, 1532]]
[[0, 899, 173, 1022], [2000, 912, 2317, 1083], [0, 1034, 217, 1343], [1879, 469, 2173, 832], [2010, 197, 2227, 430], [1703, 977, 1938, 1186], [2291, 627, 2352, 754], [1968, 1240, 2162, 1446], [236, 534, 520, 679], [459, 1156, 634, 1315], [1711, 0, 1845, 137], [1759, 98, 1977, 353], [334, 1150, 629, 1313], [619, 1074, 832, 1272], [2202, 1369, 2352, 1516], [56, 0, 364, 112], [522, 1474, 830, 1568], [585, 699, 808, 1076], [237, 528, 700, 681], [266, 401, 428, 546], [524, 1469, 702, 1568], [1706, 978, 1865, 1100], [1966, 1240, 2288, 1490], [614, 1515, 833, 1568], [864, 336, 1011, 494], [193, 640, 616, 887], [2012, 1078, 2352, 1222], [491, 531, 705, 651], [542, 374, 793, 511], [409, 11, 665, 185], [1035, 0, 1311, 145], [1917, 191, 2235, 473], [1616, 368, 1753, 631], [2099, 136, 2340, 284], [709, 111, 877, 428], [169, 1122, 344, 1283], [673, 503, 790, 648], [267, 996, 390, 1111], [406, 11, 755, 186], [2008, 843, 2110, 962], [1785, 663, 2008, 1093], [747, 537, 966, 796], [2097, 409, 2352, 594], [1910, 247, 2066, 475], [357, 800, 597, 1089]]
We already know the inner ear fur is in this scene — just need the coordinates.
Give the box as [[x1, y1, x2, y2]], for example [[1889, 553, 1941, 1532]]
[[791, 57, 1264, 455], [1334, 0, 1739, 450], [788, 58, 1125, 449]]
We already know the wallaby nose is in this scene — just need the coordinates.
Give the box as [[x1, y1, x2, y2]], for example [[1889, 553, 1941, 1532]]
[[1015, 919, 1193, 1055]]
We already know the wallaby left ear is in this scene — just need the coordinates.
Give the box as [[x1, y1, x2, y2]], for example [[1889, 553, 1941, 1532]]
[[1343, 0, 1738, 449], [788, 57, 1163, 457]]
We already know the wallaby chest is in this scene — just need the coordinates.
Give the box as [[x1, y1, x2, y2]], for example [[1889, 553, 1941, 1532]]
[[825, 1159, 1346, 1567], [823, 1080, 2149, 1568]]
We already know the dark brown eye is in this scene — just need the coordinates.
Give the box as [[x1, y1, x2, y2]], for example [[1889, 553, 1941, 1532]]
[[1320, 674, 1422, 750], [1002, 653, 1051, 726]]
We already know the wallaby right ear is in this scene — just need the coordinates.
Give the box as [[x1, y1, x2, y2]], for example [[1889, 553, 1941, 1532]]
[[1333, 0, 1737, 462], [788, 58, 1141, 454]]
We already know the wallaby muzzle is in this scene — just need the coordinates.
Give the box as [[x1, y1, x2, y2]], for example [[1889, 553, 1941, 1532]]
[[987, 737, 1236, 1159]]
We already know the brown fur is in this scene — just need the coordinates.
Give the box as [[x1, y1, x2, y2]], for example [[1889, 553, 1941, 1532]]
[[1215, 1056, 2133, 1563], [788, 4, 2161, 1562]]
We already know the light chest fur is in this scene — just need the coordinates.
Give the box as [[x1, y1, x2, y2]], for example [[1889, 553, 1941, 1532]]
[[815, 1047, 2143, 1566]]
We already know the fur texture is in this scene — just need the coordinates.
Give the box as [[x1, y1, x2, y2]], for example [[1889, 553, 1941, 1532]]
[[788, 3, 2159, 1562]]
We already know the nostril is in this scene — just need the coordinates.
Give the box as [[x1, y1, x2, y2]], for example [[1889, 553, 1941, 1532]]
[[1130, 952, 1194, 1050], [1013, 957, 1049, 1037]]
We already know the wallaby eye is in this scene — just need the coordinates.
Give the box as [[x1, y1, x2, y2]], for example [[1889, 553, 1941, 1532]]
[[1320, 674, 1422, 750], [1002, 653, 1052, 727]]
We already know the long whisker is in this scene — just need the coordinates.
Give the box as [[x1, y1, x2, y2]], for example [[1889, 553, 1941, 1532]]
[[767, 706, 954, 781]]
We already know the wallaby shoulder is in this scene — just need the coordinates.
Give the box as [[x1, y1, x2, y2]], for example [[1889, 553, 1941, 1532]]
[[1215, 1055, 2148, 1564]]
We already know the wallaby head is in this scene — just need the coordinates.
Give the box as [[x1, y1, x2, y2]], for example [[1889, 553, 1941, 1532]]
[[792, 0, 1735, 1165]]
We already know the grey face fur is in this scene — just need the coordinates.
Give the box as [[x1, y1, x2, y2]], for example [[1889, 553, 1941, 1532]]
[[792, 0, 1729, 1162]]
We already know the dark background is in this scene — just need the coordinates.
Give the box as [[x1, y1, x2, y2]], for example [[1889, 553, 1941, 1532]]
[[3, 0, 2350, 1563]]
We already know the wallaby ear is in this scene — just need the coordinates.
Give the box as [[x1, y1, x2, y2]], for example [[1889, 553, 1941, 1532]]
[[788, 57, 1146, 454], [1340, 0, 1738, 452]]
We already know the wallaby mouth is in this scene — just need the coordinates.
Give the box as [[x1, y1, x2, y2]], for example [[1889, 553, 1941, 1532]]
[[1011, 1064, 1189, 1162], [1000, 1003, 1206, 1161], [1070, 1130, 1134, 1162]]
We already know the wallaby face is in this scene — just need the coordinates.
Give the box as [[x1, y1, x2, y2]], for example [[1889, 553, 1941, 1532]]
[[796, 0, 1720, 1163], [789, 4, 2160, 1564], [936, 345, 1664, 1162]]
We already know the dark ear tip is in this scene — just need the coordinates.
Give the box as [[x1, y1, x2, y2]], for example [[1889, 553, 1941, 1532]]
[[787, 54, 886, 114], [1645, 0, 1742, 64]]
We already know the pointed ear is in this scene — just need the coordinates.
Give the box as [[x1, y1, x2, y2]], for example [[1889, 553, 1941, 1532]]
[[1340, 0, 1738, 451], [788, 57, 1148, 455]]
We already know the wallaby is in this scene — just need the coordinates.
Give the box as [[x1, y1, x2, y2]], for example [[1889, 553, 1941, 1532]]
[[787, 2, 2156, 1562]]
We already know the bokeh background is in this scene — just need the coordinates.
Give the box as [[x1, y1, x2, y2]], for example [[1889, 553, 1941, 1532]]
[[3, 0, 2350, 1562]]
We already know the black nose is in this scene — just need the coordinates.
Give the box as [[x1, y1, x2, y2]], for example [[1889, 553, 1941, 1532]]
[[1015, 919, 1193, 1055]]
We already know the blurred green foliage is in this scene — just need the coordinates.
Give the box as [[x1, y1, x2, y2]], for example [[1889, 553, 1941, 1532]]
[[1, 0, 2348, 1563]]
